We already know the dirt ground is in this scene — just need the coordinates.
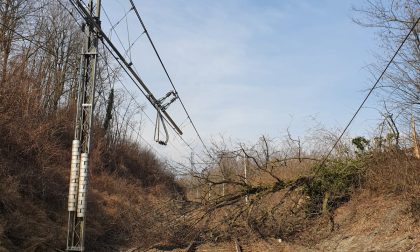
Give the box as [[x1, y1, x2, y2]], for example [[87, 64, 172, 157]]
[[314, 192, 420, 251]]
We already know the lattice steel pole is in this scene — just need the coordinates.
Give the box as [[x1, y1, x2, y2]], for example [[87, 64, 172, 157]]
[[66, 0, 101, 251]]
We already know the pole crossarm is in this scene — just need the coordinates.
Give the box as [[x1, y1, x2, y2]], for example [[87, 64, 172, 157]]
[[70, 0, 183, 135]]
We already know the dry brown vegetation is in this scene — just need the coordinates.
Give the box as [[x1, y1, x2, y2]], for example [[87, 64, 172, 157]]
[[1, 0, 420, 251], [173, 143, 420, 251], [0, 1, 190, 251], [0, 88, 191, 251], [0, 84, 195, 251]]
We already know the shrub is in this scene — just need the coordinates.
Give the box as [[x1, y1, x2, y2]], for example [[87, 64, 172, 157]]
[[305, 159, 365, 215]]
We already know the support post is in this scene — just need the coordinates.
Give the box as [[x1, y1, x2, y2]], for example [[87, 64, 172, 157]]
[[66, 0, 101, 250], [412, 115, 420, 159], [244, 154, 248, 204]]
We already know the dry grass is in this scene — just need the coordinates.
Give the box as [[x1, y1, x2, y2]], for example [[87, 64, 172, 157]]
[[363, 150, 420, 194], [0, 87, 189, 251]]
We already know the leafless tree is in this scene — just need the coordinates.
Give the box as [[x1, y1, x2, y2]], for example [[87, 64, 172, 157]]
[[181, 135, 322, 242], [354, 0, 420, 125], [0, 0, 34, 86]]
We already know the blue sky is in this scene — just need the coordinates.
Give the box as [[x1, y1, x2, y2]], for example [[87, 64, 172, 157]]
[[101, 0, 383, 164]]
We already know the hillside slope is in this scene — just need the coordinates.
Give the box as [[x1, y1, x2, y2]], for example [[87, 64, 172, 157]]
[[176, 192, 420, 252], [0, 108, 187, 251], [316, 192, 420, 251]]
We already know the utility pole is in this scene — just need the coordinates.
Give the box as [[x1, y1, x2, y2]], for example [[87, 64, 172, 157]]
[[191, 152, 200, 201], [220, 155, 225, 197], [412, 115, 420, 159], [66, 0, 101, 251], [244, 154, 248, 204], [222, 179, 225, 196]]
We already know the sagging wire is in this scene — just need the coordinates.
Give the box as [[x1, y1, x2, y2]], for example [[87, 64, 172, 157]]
[[154, 111, 169, 145], [154, 91, 178, 145], [128, 0, 212, 156]]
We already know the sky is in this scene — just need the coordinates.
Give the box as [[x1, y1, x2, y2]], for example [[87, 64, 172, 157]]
[[100, 0, 384, 165]]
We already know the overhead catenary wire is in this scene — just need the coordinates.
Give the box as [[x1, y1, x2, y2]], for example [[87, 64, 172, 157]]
[[74, 0, 210, 165], [96, 15, 209, 163], [128, 0, 212, 157], [95, 43, 187, 167], [100, 40, 207, 163], [98, 45, 189, 159], [96, 85, 165, 160], [98, 3, 145, 64], [101, 6, 137, 62], [1, 0, 208, 174], [55, 0, 197, 166], [105, 97, 185, 170], [21, 1, 420, 173], [102, 7, 129, 52], [47, 0, 211, 167], [109, 7, 133, 35], [320, 16, 420, 167], [66, 0, 208, 166], [68, 0, 183, 136]]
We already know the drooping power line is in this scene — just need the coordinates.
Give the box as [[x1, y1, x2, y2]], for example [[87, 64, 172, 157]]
[[96, 7, 209, 164], [56, 0, 195, 166], [128, 0, 212, 157], [320, 16, 420, 167]]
